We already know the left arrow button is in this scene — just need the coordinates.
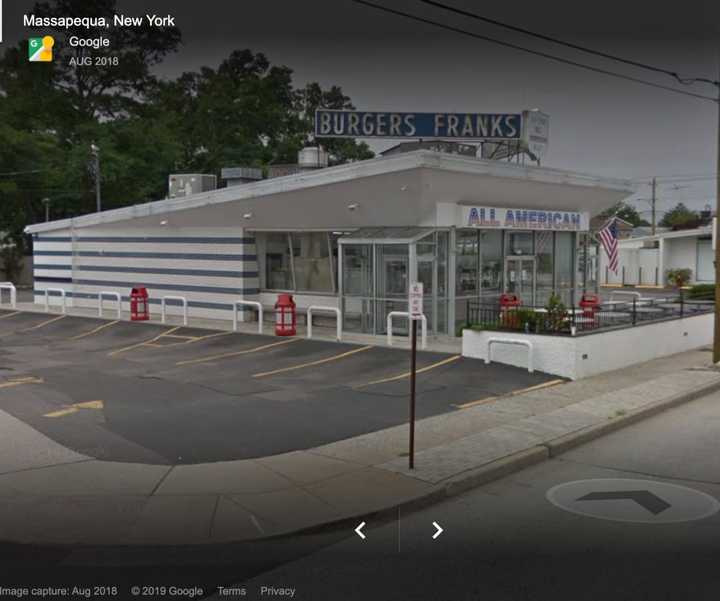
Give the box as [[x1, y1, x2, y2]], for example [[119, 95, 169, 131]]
[[355, 521, 366, 540]]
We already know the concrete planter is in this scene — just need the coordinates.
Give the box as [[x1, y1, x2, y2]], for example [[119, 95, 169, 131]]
[[462, 312, 713, 379]]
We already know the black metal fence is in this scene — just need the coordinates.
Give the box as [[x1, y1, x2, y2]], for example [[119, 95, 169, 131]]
[[465, 290, 714, 336]]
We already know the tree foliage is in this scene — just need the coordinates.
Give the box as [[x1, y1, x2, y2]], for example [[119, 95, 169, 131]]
[[597, 202, 649, 227], [658, 202, 701, 230]]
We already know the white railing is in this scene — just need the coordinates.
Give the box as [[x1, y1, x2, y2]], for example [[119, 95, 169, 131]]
[[486, 338, 534, 373], [307, 306, 342, 341], [161, 295, 188, 325], [44, 288, 67, 314], [0, 282, 17, 309], [233, 300, 263, 334], [98, 291, 121, 319], [386, 311, 427, 350]]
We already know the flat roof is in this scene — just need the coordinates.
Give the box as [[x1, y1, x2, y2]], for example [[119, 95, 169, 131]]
[[622, 226, 713, 243], [25, 150, 635, 235]]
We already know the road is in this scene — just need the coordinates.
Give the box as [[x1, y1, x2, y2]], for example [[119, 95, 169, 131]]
[[235, 387, 720, 600]]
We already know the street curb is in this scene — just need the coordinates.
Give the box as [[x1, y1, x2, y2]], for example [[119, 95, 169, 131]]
[[544, 373, 720, 457], [291, 371, 720, 540]]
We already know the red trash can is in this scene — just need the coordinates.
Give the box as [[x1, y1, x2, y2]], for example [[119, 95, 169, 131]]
[[275, 293, 296, 336], [130, 287, 149, 321]]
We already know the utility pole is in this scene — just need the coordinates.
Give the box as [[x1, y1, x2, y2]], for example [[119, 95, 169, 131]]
[[714, 68, 720, 363], [90, 142, 101, 212], [41, 197, 51, 222], [651, 177, 657, 235]]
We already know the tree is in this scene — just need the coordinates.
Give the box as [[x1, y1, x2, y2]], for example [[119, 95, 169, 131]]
[[597, 202, 649, 227], [26, 0, 181, 120], [659, 202, 700, 230]]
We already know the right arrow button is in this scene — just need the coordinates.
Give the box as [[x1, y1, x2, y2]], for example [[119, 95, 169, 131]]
[[432, 521, 443, 540]]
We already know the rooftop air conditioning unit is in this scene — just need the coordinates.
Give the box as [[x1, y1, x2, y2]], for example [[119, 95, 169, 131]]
[[168, 174, 217, 199], [298, 147, 329, 170]]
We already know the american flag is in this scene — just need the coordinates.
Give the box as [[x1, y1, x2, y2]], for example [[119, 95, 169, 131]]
[[598, 218, 619, 274]]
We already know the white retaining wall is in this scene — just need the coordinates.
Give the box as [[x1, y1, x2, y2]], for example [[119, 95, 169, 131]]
[[462, 312, 713, 380]]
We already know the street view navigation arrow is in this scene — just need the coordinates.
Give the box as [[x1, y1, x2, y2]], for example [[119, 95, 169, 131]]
[[432, 521, 443, 540], [355, 521, 366, 540], [547, 478, 720, 524], [577, 490, 671, 515]]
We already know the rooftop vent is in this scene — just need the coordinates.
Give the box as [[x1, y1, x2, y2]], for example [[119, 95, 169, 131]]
[[221, 167, 263, 187]]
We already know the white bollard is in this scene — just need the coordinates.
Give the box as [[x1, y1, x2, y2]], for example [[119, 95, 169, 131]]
[[306, 306, 342, 341], [233, 300, 263, 334], [0, 282, 17, 309], [98, 291, 121, 319], [161, 295, 188, 325], [486, 338, 534, 373], [44, 288, 67, 314], [386, 311, 427, 350]]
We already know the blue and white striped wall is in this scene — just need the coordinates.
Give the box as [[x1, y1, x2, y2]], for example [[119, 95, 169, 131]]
[[33, 227, 259, 321]]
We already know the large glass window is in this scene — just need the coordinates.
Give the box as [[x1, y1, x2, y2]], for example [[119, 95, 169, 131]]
[[480, 230, 503, 298], [292, 232, 333, 292], [456, 230, 479, 296], [342, 244, 372, 296], [506, 231, 533, 255], [265, 233, 293, 290], [261, 231, 338, 292]]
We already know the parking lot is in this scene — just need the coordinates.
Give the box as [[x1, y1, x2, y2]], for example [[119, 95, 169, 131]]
[[0, 309, 559, 464]]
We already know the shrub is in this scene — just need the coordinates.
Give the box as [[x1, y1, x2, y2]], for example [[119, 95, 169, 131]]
[[666, 268, 692, 288], [688, 283, 715, 300]]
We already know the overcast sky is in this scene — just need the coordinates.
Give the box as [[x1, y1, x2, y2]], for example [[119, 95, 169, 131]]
[[5, 0, 720, 218]]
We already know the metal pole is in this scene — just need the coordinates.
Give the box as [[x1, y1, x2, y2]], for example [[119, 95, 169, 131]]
[[714, 72, 720, 362], [91, 143, 101, 212], [409, 317, 417, 470], [651, 176, 657, 236]]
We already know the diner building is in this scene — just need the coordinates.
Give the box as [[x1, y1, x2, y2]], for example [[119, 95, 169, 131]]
[[25, 150, 635, 337]]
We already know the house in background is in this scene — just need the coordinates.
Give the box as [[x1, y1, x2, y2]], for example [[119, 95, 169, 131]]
[[600, 225, 715, 286]]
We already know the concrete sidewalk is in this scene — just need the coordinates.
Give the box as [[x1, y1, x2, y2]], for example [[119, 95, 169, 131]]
[[0, 347, 717, 546]]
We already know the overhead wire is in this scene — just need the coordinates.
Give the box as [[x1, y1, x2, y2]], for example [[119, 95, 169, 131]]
[[350, 0, 717, 102]]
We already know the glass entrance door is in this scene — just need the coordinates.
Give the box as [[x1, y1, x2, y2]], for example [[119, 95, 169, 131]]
[[376, 245, 409, 334], [505, 257, 536, 305]]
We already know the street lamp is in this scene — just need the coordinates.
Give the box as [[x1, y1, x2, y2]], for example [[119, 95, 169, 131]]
[[41, 197, 51, 222], [90, 142, 101, 213]]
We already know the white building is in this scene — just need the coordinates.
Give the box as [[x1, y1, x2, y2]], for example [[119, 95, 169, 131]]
[[600, 225, 714, 286], [25, 150, 634, 336]]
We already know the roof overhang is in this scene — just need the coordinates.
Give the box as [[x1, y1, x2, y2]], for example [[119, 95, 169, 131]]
[[25, 150, 636, 234]]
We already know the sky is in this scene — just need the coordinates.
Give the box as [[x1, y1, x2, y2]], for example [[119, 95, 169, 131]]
[[4, 0, 720, 219]]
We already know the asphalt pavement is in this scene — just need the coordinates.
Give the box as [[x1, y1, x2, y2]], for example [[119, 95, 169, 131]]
[[0, 309, 554, 463], [236, 387, 720, 601]]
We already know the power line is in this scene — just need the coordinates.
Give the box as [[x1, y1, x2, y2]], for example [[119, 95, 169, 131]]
[[350, 0, 717, 102], [416, 0, 720, 88], [0, 169, 47, 177]]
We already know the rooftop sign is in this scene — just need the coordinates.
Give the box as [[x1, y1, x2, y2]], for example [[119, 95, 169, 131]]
[[315, 110, 522, 140]]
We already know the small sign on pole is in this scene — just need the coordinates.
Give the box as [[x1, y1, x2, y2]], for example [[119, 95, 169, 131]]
[[408, 282, 423, 469], [409, 282, 424, 316]]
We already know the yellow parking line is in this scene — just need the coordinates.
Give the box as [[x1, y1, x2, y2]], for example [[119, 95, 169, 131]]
[[176, 337, 300, 366], [509, 379, 565, 396], [19, 314, 66, 332], [161, 334, 199, 340], [360, 355, 462, 387], [190, 331, 233, 343], [44, 400, 104, 418], [453, 379, 565, 410], [70, 320, 119, 340], [253, 345, 373, 378], [108, 326, 181, 357], [453, 396, 497, 409], [0, 377, 44, 389], [0, 311, 20, 321]]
